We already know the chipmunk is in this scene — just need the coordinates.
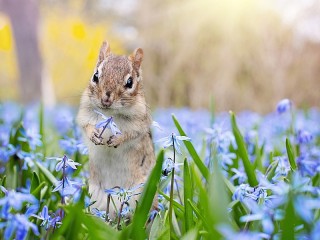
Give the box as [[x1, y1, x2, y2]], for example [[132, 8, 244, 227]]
[[77, 41, 155, 216]]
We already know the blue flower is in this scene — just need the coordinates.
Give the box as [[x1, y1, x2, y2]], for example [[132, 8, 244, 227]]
[[32, 205, 51, 230], [218, 224, 270, 240], [205, 124, 237, 153], [105, 183, 144, 203], [16, 150, 42, 170], [233, 184, 269, 205], [52, 106, 75, 135], [0, 125, 11, 146], [0, 102, 21, 125], [157, 133, 191, 154], [272, 156, 290, 182], [2, 213, 39, 240], [232, 184, 255, 202], [219, 152, 237, 169], [52, 177, 83, 197], [240, 203, 283, 235], [91, 208, 106, 219], [0, 187, 38, 218], [18, 127, 42, 150], [161, 158, 183, 176], [276, 99, 292, 114], [296, 129, 313, 144], [311, 221, 320, 240], [49, 155, 81, 172], [244, 130, 258, 155], [0, 144, 15, 163], [59, 137, 88, 155], [297, 154, 319, 177], [147, 209, 158, 223], [94, 110, 121, 136], [120, 204, 132, 217], [230, 168, 247, 184], [294, 196, 320, 223]]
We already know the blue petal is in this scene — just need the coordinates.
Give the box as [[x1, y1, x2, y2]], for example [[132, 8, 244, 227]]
[[55, 160, 64, 172]]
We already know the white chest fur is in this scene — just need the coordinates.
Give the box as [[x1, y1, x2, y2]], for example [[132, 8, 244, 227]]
[[85, 134, 134, 189]]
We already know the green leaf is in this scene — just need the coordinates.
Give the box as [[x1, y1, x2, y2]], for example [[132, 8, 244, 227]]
[[281, 194, 296, 240], [30, 172, 40, 193], [181, 228, 198, 240], [1, 175, 6, 188], [31, 182, 46, 200], [172, 208, 182, 237], [266, 159, 279, 182], [184, 159, 194, 232], [30, 172, 46, 200], [159, 190, 184, 215], [253, 142, 264, 172], [230, 112, 258, 186], [130, 150, 165, 239], [187, 200, 209, 229], [39, 102, 46, 155], [149, 214, 163, 239], [54, 205, 119, 239], [223, 176, 236, 194], [172, 115, 209, 180], [35, 161, 57, 185], [286, 138, 297, 170], [83, 215, 120, 239], [208, 157, 230, 238]]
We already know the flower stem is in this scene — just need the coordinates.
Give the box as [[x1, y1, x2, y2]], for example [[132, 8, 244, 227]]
[[61, 155, 66, 205], [117, 202, 125, 230], [98, 117, 112, 138], [169, 133, 176, 238], [106, 194, 111, 222]]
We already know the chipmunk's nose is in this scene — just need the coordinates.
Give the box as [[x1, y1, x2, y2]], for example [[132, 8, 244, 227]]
[[101, 91, 113, 107]]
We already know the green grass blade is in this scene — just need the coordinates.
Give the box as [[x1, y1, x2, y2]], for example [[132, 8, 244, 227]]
[[172, 115, 209, 180], [31, 182, 46, 200], [208, 157, 230, 238], [230, 112, 258, 186], [39, 102, 46, 155], [286, 138, 297, 170], [281, 195, 296, 240], [187, 200, 209, 229], [54, 203, 119, 239], [35, 161, 58, 185], [159, 190, 184, 213], [253, 142, 264, 172], [30, 172, 40, 193], [181, 228, 198, 240], [1, 176, 6, 188], [130, 150, 165, 239], [184, 159, 194, 232], [223, 176, 235, 194]]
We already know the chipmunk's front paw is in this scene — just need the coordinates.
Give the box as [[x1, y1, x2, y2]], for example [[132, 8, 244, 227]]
[[107, 135, 122, 148], [90, 129, 106, 145]]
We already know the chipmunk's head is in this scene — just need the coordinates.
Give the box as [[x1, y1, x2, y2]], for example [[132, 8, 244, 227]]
[[88, 41, 144, 110]]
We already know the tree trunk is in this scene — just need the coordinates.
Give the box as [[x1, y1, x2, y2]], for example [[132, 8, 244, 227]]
[[1, 0, 42, 103]]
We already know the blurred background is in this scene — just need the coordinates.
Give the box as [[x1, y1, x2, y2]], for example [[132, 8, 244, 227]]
[[0, 0, 319, 113]]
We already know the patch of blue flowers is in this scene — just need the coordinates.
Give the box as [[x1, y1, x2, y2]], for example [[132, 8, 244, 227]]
[[0, 99, 319, 239]]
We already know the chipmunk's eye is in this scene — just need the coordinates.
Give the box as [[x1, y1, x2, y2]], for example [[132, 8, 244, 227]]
[[92, 71, 99, 83], [125, 77, 133, 89]]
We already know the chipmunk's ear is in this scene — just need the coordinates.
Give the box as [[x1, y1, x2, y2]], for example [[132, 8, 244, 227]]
[[130, 48, 143, 69], [98, 41, 110, 65]]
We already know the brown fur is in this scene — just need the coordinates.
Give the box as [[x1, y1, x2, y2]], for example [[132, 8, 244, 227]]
[[77, 41, 156, 215]]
